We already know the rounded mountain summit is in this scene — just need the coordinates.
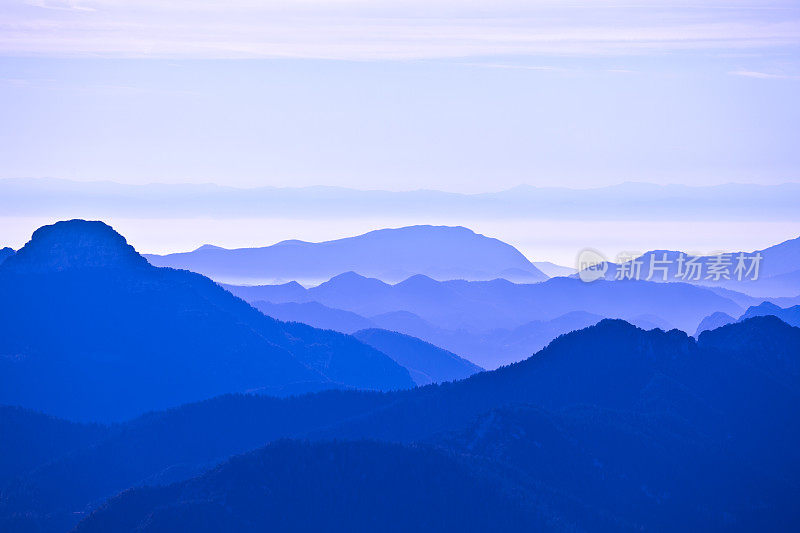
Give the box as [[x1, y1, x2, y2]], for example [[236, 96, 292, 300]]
[[144, 225, 549, 285], [0, 219, 415, 422], [2, 219, 148, 272]]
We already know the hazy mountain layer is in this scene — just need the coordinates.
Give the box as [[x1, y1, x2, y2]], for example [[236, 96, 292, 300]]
[[227, 272, 742, 340], [252, 299, 605, 369], [0, 220, 414, 422], [4, 178, 800, 222], [575, 236, 800, 297], [145, 225, 547, 285], [353, 328, 483, 385]]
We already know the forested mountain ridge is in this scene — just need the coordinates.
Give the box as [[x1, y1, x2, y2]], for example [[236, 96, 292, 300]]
[[0, 220, 414, 422], [2, 317, 798, 532]]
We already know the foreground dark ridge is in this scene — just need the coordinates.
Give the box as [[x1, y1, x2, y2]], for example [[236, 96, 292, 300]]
[[2, 315, 799, 532], [0, 219, 414, 422]]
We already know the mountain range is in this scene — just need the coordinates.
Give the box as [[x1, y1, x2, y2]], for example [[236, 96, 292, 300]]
[[227, 272, 747, 368], [352, 328, 483, 386], [4, 178, 800, 222], [0, 220, 414, 422], [229, 272, 744, 333], [145, 225, 548, 285], [695, 301, 800, 336], [576, 235, 800, 298], [3, 218, 800, 532], [73, 440, 535, 533], [741, 301, 800, 326], [144, 223, 800, 296], [2, 316, 799, 532], [252, 299, 606, 369]]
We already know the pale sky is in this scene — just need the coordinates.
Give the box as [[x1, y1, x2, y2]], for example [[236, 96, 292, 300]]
[[1, 1, 800, 262], [0, 0, 799, 191]]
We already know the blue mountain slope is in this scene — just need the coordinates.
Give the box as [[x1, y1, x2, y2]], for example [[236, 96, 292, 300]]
[[532, 261, 576, 277], [145, 225, 547, 285], [0, 247, 14, 265], [253, 296, 604, 369], [373, 309, 607, 370], [574, 236, 800, 297], [353, 328, 483, 385], [253, 300, 376, 333], [0, 220, 413, 422], [72, 440, 537, 533], [3, 317, 799, 532], [228, 273, 741, 334], [0, 406, 108, 483], [222, 280, 308, 302], [739, 301, 800, 327], [694, 311, 736, 336]]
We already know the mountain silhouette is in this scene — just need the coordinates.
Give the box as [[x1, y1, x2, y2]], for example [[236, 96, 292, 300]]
[[145, 225, 548, 285], [739, 301, 800, 327], [0, 406, 108, 483], [0, 247, 14, 266], [574, 236, 800, 298], [225, 280, 307, 302], [226, 273, 743, 349], [531, 261, 576, 277], [252, 300, 375, 333], [367, 309, 607, 370], [696, 301, 800, 336], [6, 177, 800, 225], [759, 235, 800, 278], [72, 440, 535, 533], [2, 220, 148, 272], [0, 220, 414, 422], [251, 302, 486, 382], [4, 317, 799, 532], [694, 310, 736, 336], [251, 297, 605, 369], [353, 328, 483, 385], [0, 392, 403, 533]]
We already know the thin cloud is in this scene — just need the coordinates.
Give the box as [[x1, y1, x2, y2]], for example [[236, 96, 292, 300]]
[[2, 1, 800, 59], [729, 70, 800, 79], [456, 62, 566, 72], [24, 0, 95, 11]]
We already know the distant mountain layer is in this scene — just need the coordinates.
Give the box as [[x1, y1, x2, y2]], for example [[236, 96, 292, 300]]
[[227, 272, 744, 367], [254, 300, 485, 384], [253, 298, 605, 369], [353, 328, 483, 385], [253, 300, 375, 334], [145, 225, 547, 285], [575, 235, 800, 297], [740, 301, 800, 327], [695, 301, 800, 336], [694, 311, 736, 336], [5, 317, 800, 532], [533, 261, 576, 277], [229, 273, 741, 333], [0, 220, 414, 422], [4, 178, 800, 221]]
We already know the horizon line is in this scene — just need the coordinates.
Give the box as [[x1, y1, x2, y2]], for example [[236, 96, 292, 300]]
[[4, 176, 800, 195]]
